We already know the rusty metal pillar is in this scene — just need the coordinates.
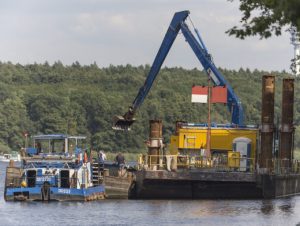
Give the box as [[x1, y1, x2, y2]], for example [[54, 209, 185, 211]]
[[279, 78, 294, 168], [148, 120, 163, 170], [259, 75, 275, 170]]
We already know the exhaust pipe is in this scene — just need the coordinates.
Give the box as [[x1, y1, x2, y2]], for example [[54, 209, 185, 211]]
[[148, 120, 163, 170]]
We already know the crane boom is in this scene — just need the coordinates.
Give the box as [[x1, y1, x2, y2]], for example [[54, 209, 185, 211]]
[[113, 10, 244, 130]]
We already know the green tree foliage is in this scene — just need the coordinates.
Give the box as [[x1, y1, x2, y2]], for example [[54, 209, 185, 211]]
[[0, 62, 297, 153], [227, 0, 300, 39], [0, 90, 31, 150]]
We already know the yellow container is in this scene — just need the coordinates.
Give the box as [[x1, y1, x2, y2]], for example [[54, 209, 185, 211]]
[[228, 151, 240, 168], [176, 127, 257, 159]]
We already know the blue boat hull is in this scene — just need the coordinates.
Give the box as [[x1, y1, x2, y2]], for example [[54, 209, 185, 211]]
[[5, 185, 105, 201]]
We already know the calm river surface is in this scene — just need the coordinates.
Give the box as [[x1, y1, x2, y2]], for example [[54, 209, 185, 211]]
[[1, 162, 300, 226]]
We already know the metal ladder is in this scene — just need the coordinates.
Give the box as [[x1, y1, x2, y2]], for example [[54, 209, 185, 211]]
[[92, 161, 103, 186]]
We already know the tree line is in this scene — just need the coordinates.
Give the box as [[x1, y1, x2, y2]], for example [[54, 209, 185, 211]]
[[0, 61, 298, 153]]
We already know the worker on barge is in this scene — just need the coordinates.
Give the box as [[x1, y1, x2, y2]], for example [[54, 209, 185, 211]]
[[115, 153, 125, 167]]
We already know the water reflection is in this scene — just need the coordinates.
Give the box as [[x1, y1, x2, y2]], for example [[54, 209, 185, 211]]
[[1, 162, 300, 226], [260, 197, 295, 221], [277, 197, 294, 215], [260, 200, 275, 215], [279, 203, 292, 212]]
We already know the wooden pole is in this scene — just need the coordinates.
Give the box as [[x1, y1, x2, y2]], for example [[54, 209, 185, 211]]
[[206, 73, 211, 159]]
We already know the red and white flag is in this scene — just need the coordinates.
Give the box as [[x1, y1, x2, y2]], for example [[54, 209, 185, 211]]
[[192, 85, 227, 104], [191, 86, 208, 103]]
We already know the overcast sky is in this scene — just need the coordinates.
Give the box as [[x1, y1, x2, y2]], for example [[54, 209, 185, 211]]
[[0, 0, 293, 71]]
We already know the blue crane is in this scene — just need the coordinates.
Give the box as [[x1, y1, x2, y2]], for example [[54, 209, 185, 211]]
[[113, 10, 244, 130]]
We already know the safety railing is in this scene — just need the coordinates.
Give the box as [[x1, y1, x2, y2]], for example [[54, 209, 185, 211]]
[[264, 159, 300, 175], [138, 154, 256, 173], [5, 177, 23, 188]]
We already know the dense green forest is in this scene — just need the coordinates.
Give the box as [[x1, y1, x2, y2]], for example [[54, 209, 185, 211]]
[[0, 61, 298, 153]]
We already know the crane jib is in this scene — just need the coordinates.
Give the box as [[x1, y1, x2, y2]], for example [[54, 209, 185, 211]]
[[113, 10, 244, 130]]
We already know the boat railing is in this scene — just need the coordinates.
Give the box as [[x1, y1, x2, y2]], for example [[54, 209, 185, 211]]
[[5, 177, 22, 188], [22, 155, 74, 161], [138, 154, 256, 173], [25, 162, 37, 169], [6, 176, 83, 189]]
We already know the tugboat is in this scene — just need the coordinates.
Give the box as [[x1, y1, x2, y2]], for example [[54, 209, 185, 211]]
[[4, 134, 105, 201]]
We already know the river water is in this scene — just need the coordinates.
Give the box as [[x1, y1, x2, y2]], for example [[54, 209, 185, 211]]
[[0, 162, 300, 226]]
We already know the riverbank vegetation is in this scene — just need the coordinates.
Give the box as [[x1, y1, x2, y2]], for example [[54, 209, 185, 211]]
[[0, 62, 298, 155]]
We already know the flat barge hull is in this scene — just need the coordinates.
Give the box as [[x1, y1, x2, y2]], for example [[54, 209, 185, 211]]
[[133, 170, 300, 199], [137, 180, 262, 199]]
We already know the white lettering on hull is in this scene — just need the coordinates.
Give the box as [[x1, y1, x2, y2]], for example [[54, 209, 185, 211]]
[[58, 189, 71, 194]]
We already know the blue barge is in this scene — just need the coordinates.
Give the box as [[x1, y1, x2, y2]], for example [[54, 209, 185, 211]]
[[4, 134, 105, 201]]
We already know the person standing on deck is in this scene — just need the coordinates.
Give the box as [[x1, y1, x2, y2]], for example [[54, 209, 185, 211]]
[[36, 142, 42, 154], [115, 152, 126, 177], [98, 150, 106, 164], [115, 152, 125, 168]]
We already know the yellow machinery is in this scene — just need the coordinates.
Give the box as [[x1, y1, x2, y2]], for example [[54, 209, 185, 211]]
[[170, 126, 258, 160]]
